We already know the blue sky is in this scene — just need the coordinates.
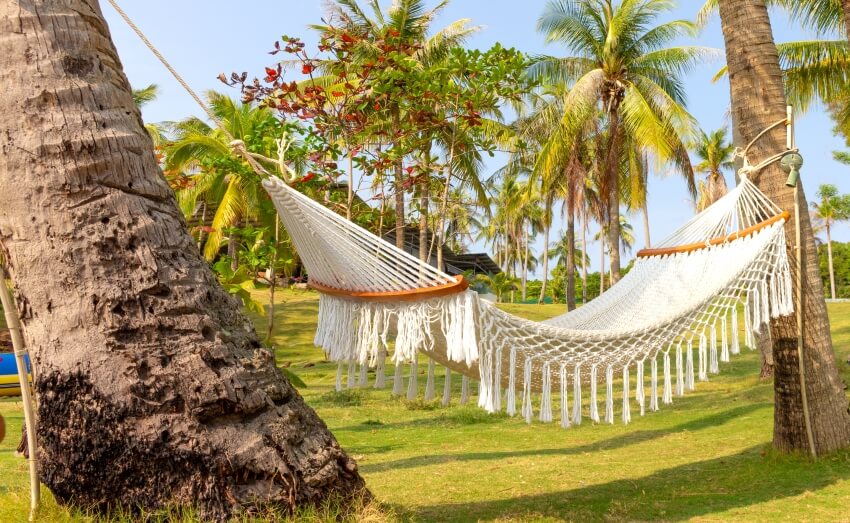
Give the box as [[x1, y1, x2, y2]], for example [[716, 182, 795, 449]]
[[104, 1, 850, 275]]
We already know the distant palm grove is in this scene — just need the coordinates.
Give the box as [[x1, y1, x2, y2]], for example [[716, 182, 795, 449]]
[[123, 0, 850, 312]]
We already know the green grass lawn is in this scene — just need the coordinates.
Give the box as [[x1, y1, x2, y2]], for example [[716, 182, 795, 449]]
[[2, 290, 850, 522]]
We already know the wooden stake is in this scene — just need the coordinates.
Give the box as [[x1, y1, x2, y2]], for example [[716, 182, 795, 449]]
[[0, 264, 39, 519]]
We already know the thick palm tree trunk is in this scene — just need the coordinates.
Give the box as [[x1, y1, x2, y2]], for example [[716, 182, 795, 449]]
[[599, 238, 606, 296], [826, 225, 836, 300], [0, 1, 365, 517], [606, 112, 623, 283], [719, 0, 850, 454]]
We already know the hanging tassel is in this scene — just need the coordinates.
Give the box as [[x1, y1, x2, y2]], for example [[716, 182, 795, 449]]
[[698, 333, 708, 382], [605, 365, 614, 424], [460, 374, 470, 405], [650, 357, 659, 412], [721, 316, 729, 363], [572, 366, 582, 425], [540, 362, 553, 423], [731, 309, 740, 355], [406, 360, 418, 400], [374, 349, 386, 389], [622, 365, 631, 424], [589, 365, 600, 423], [358, 363, 368, 388], [493, 346, 503, 413], [506, 347, 517, 416], [637, 360, 645, 416], [675, 343, 684, 397], [744, 300, 753, 349], [709, 327, 719, 374], [347, 360, 356, 389], [335, 362, 344, 392], [663, 352, 672, 405], [686, 340, 695, 391], [560, 364, 570, 429], [521, 357, 533, 424], [424, 359, 436, 401], [441, 368, 452, 407], [392, 361, 404, 396]]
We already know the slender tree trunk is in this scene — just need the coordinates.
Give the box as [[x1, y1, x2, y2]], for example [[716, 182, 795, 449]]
[[642, 203, 651, 248], [599, 238, 606, 296], [392, 108, 405, 251], [581, 214, 588, 304], [521, 227, 529, 302], [719, 0, 850, 453], [606, 111, 622, 283], [827, 225, 836, 300], [566, 210, 576, 311], [539, 212, 550, 304], [346, 151, 354, 221], [0, 1, 365, 516]]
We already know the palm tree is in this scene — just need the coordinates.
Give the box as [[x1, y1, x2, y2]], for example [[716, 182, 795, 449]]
[[166, 91, 288, 261], [533, 0, 703, 284], [548, 229, 590, 304], [0, 3, 364, 513], [693, 128, 735, 212], [718, 0, 850, 454], [811, 184, 850, 299], [131, 84, 167, 146]]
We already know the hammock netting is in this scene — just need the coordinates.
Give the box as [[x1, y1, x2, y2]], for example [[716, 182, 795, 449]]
[[263, 175, 793, 426]]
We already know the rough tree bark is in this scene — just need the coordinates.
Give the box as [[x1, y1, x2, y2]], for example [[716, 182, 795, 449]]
[[565, 209, 576, 312], [0, 0, 365, 518], [718, 0, 850, 454]]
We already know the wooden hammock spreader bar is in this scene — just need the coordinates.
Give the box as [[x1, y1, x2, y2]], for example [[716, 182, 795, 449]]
[[308, 274, 469, 303], [636, 211, 791, 258]]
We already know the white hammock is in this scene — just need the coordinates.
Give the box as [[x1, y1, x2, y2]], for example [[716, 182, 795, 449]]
[[263, 176, 793, 426]]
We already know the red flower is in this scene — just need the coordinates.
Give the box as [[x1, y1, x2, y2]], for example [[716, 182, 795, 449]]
[[302, 63, 315, 75]]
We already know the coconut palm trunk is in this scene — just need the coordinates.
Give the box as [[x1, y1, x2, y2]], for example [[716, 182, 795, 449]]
[[392, 107, 406, 250], [0, 0, 365, 516], [642, 204, 651, 248], [521, 226, 529, 302], [599, 238, 606, 296], [719, 0, 850, 453], [606, 109, 623, 283]]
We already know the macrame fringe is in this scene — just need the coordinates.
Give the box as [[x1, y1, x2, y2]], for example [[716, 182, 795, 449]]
[[590, 365, 600, 423], [572, 366, 582, 425], [605, 366, 614, 424], [442, 368, 452, 407], [709, 327, 719, 374], [424, 359, 436, 401], [731, 309, 740, 355], [347, 361, 356, 389], [507, 347, 517, 416], [314, 292, 479, 366], [560, 364, 570, 429], [374, 350, 386, 389], [686, 340, 695, 391], [460, 374, 470, 405], [392, 361, 404, 396], [493, 346, 503, 412], [698, 333, 708, 382], [663, 352, 672, 405], [637, 360, 645, 416], [358, 363, 368, 388], [720, 316, 729, 363], [407, 360, 418, 400], [675, 344, 684, 397], [622, 365, 631, 424], [650, 358, 659, 412], [540, 362, 553, 423], [522, 357, 533, 424], [335, 362, 344, 392]]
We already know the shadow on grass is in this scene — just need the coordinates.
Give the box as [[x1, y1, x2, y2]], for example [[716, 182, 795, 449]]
[[409, 444, 850, 522], [358, 403, 770, 474]]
